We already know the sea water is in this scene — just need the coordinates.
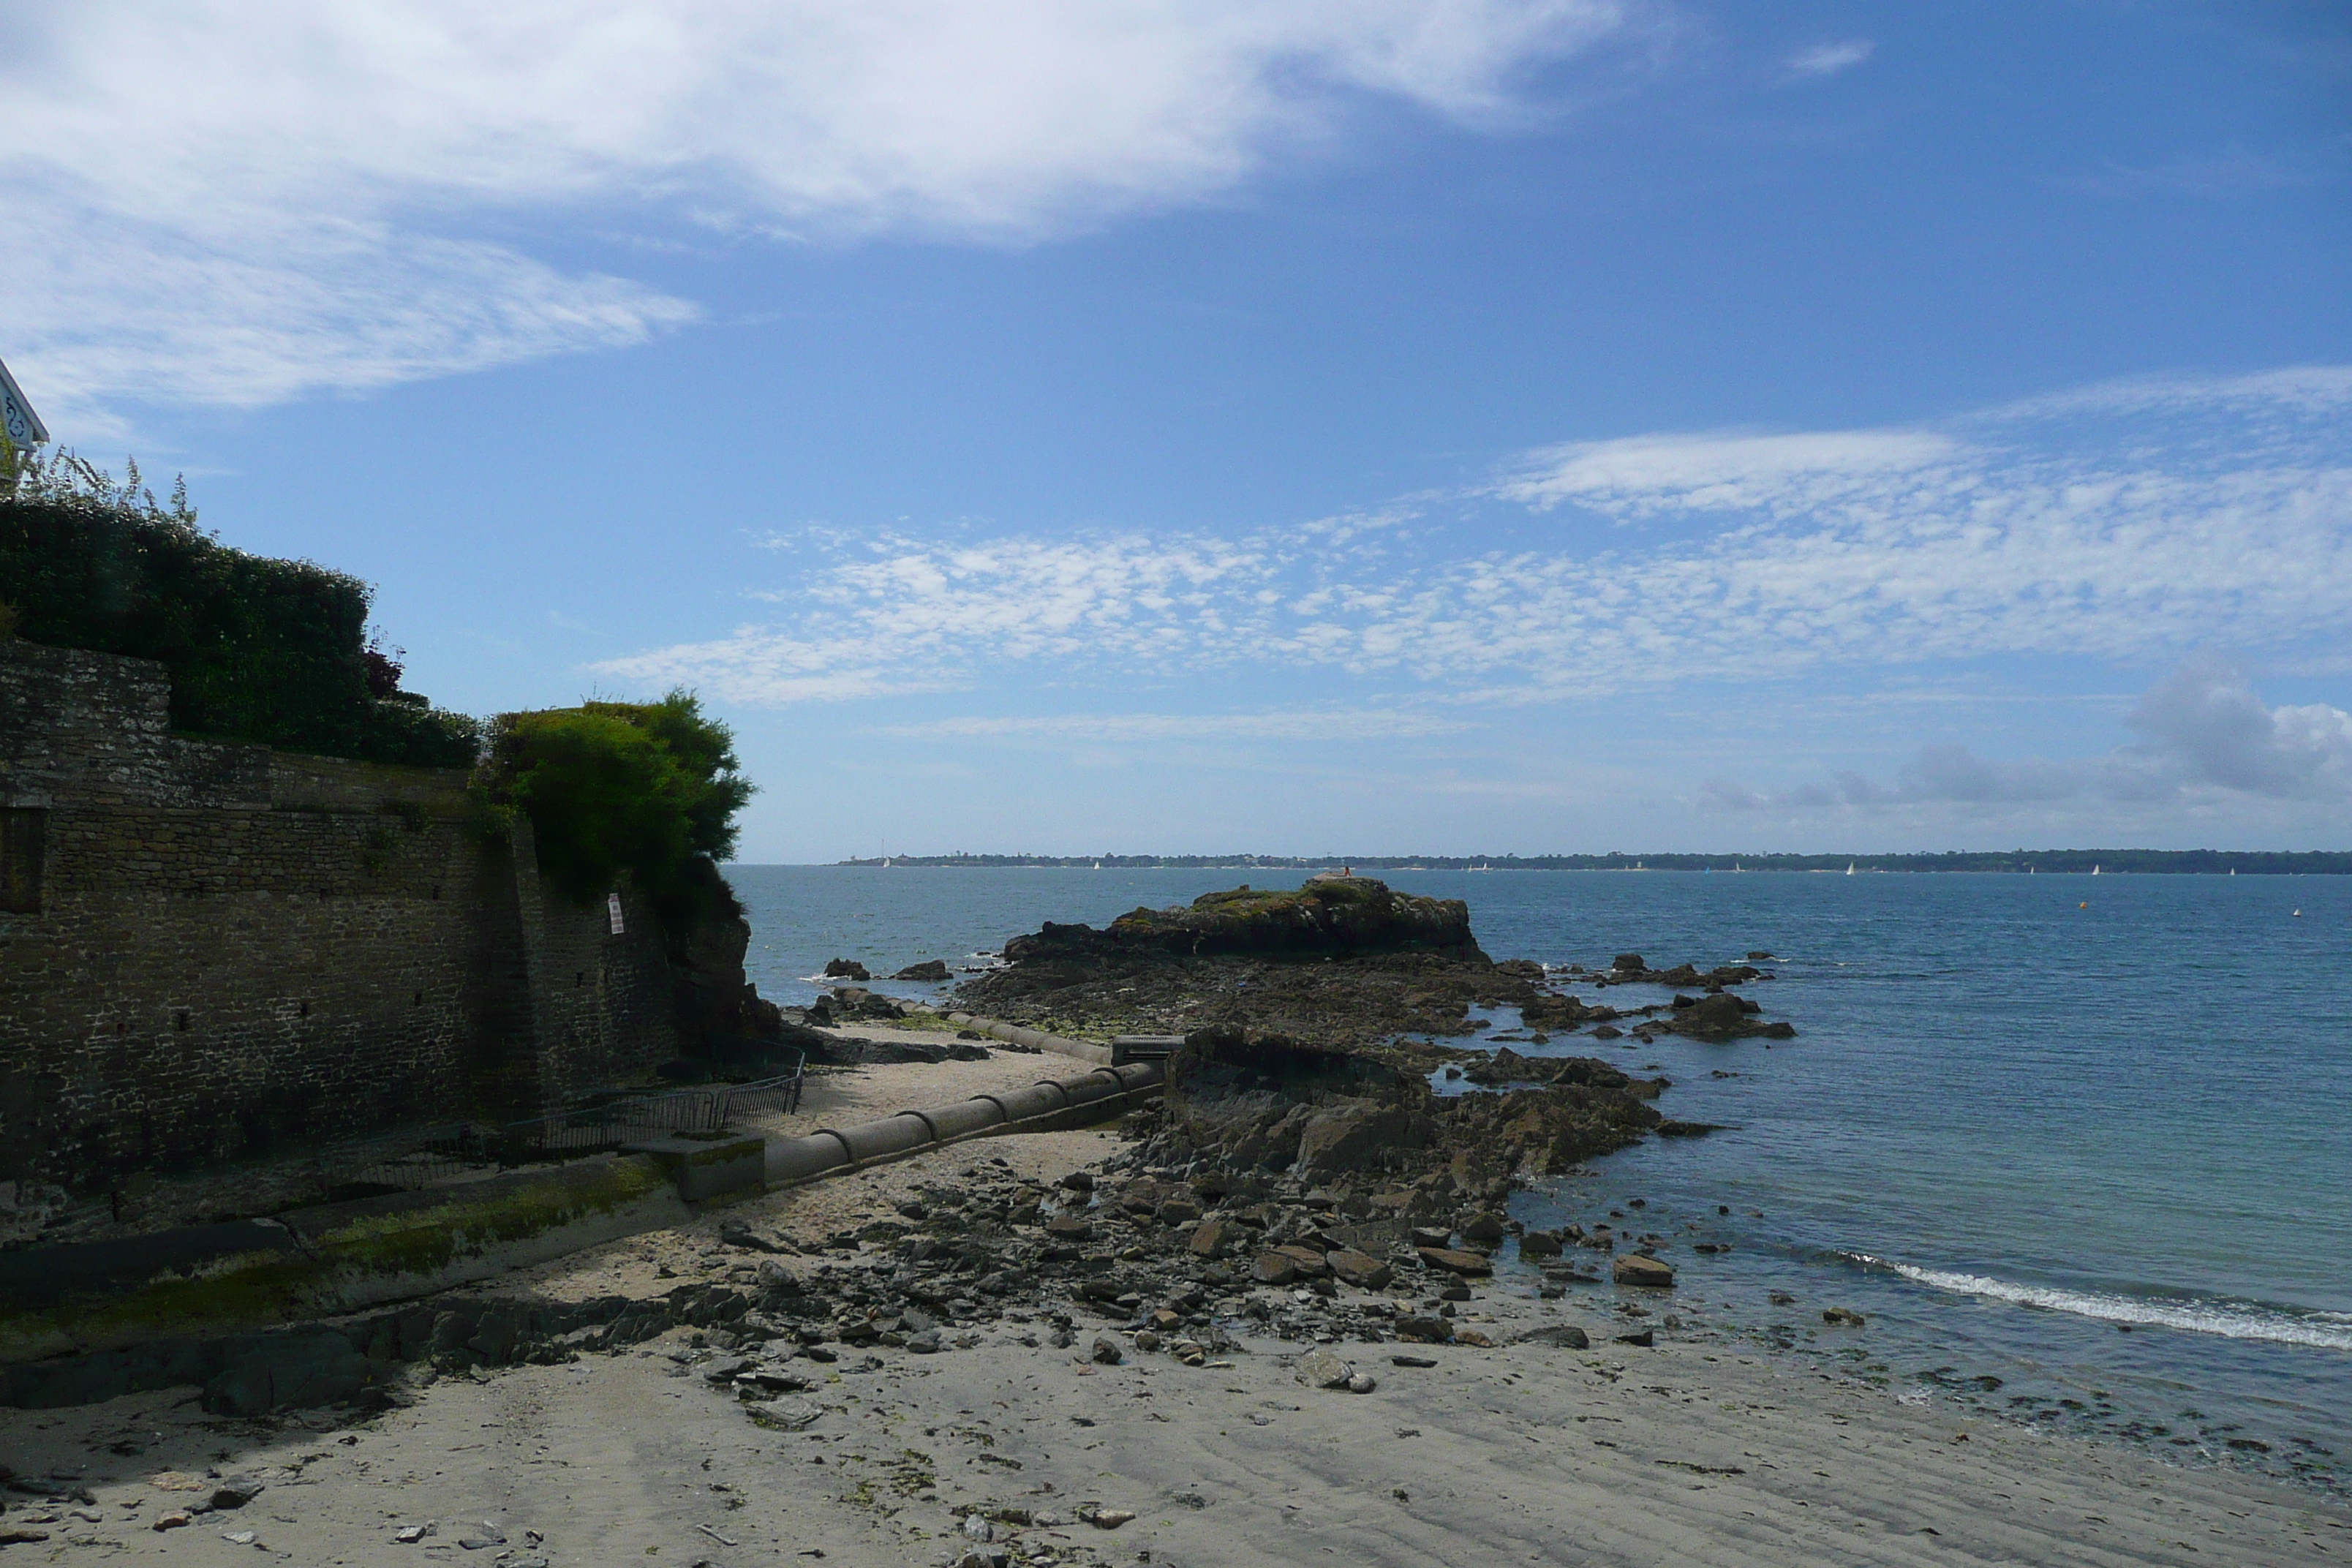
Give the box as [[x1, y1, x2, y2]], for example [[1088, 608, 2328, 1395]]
[[723, 864, 2351, 1490]]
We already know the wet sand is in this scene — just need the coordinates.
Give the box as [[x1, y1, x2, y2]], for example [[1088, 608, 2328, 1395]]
[[4, 1213, 2345, 1560], [1, 1043, 2343, 1566]]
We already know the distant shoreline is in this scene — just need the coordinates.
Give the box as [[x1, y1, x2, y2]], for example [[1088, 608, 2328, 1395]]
[[817, 851, 2351, 874]]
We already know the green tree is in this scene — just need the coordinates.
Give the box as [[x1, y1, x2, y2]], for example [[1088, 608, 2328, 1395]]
[[476, 691, 753, 927]]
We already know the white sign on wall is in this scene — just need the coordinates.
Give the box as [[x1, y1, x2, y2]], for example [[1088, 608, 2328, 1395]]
[[608, 891, 625, 935], [0, 358, 50, 448]]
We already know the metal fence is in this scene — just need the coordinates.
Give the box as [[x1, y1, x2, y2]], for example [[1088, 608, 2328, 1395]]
[[317, 1052, 804, 1197]]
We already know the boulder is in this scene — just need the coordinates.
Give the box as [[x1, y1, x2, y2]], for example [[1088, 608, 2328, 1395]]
[[893, 960, 951, 981], [1417, 1247, 1494, 1277], [1459, 1210, 1507, 1246], [1611, 954, 1646, 973], [1293, 1347, 1354, 1389], [1327, 1250, 1393, 1290], [1294, 1103, 1428, 1181], [1272, 1244, 1331, 1278], [1392, 1316, 1453, 1344], [1612, 1254, 1676, 1289], [1516, 1324, 1590, 1349], [1518, 1229, 1564, 1257], [823, 958, 871, 981], [1188, 1219, 1244, 1258], [1250, 1253, 1299, 1286]]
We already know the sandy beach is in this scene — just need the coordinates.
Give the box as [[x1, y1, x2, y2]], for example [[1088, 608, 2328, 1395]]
[[0, 1044, 2342, 1568]]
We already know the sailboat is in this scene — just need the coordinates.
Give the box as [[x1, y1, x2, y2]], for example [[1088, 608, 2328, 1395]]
[[2092, 864, 2101, 876], [1845, 862, 1855, 876]]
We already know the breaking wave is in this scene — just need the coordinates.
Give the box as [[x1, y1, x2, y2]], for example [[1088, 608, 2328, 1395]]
[[1842, 1254, 2352, 1352]]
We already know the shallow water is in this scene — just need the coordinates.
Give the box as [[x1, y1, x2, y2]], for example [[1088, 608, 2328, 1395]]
[[723, 864, 2352, 1490]]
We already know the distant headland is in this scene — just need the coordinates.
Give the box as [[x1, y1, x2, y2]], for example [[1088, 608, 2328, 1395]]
[[831, 850, 2352, 874]]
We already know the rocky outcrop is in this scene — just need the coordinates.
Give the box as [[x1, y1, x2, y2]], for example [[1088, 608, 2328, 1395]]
[[1659, 992, 1796, 1042], [1003, 877, 1474, 964], [1141, 1025, 1665, 1196], [1458, 1048, 1662, 1094]]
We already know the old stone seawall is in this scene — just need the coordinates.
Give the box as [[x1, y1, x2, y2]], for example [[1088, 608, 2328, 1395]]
[[0, 639, 698, 1224]]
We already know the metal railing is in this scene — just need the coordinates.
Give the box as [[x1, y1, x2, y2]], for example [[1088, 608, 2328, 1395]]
[[316, 1050, 804, 1197]]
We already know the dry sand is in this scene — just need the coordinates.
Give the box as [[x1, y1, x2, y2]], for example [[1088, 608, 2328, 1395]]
[[2, 1049, 2345, 1567]]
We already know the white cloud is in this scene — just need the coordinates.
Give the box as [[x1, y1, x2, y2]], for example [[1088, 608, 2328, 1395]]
[[2115, 656, 2352, 801], [599, 366, 2352, 716], [1, 1, 1634, 422], [1705, 659, 2352, 814], [1784, 39, 1872, 78]]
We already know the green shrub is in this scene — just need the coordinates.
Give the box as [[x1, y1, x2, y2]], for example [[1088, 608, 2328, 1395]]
[[475, 692, 753, 930], [0, 449, 478, 766]]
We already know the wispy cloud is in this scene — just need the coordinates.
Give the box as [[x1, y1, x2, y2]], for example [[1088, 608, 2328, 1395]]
[[600, 366, 2352, 709], [2063, 146, 2323, 201], [870, 709, 1471, 743], [2, 1, 1635, 426], [1784, 39, 1873, 79]]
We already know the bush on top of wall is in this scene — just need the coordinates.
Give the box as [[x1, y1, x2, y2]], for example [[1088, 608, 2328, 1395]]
[[0, 445, 480, 767], [474, 692, 755, 932]]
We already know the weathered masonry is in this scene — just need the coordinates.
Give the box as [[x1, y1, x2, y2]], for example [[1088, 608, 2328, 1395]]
[[0, 640, 693, 1196]]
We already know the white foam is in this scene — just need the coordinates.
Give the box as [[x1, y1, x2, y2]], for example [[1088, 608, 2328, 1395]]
[[1859, 1256, 2352, 1352]]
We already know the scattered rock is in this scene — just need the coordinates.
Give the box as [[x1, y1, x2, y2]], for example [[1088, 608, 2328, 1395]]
[[1090, 1336, 1123, 1366], [1614, 1329, 1655, 1347], [1821, 1308, 1866, 1327], [1088, 1509, 1137, 1531]]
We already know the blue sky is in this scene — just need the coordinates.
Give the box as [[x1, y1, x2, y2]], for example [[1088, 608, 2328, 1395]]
[[7, 1, 2349, 859]]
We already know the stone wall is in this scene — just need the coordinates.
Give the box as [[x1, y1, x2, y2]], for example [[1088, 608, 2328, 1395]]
[[0, 640, 698, 1201]]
